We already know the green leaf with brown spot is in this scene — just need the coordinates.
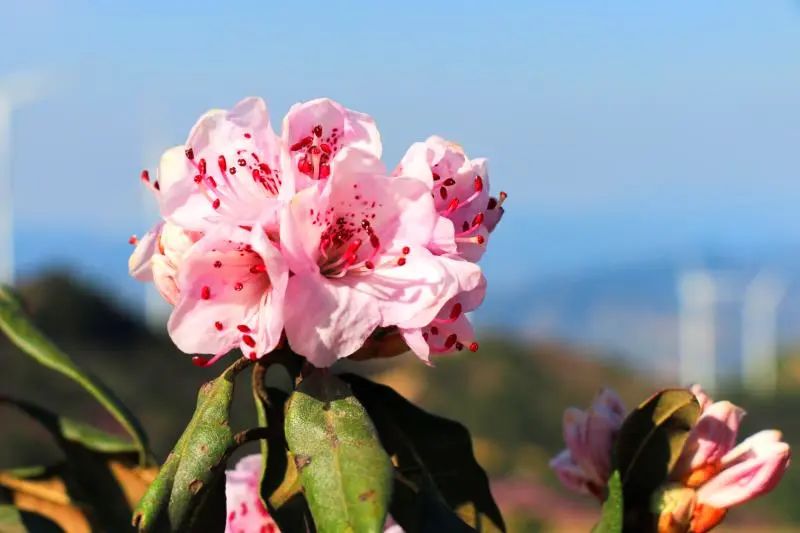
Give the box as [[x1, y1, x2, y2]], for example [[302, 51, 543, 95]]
[[133, 358, 249, 532], [285, 372, 392, 533], [342, 374, 505, 533], [615, 389, 700, 504]]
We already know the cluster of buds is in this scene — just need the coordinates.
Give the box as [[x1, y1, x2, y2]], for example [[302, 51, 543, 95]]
[[550, 385, 790, 532]]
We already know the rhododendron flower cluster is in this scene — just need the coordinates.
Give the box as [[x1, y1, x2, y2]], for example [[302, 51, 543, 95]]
[[550, 385, 791, 533], [130, 97, 504, 367]]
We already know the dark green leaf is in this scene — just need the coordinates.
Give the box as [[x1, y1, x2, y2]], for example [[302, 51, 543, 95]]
[[285, 372, 392, 533], [0, 286, 149, 464], [133, 358, 250, 532], [592, 471, 623, 533], [615, 389, 700, 503], [342, 374, 505, 533]]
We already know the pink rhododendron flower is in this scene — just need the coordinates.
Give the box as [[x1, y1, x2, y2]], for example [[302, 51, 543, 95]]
[[395, 136, 505, 261], [157, 97, 286, 232], [226, 454, 404, 533], [282, 98, 382, 193], [168, 226, 288, 365], [550, 388, 626, 500], [280, 150, 482, 366], [128, 222, 201, 305], [655, 386, 791, 533], [225, 455, 280, 533]]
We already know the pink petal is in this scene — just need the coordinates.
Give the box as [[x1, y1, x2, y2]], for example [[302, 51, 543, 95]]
[[167, 226, 286, 358], [283, 272, 381, 367], [549, 449, 593, 495], [225, 454, 280, 533], [159, 97, 284, 231], [673, 401, 745, 481], [128, 222, 163, 281], [697, 431, 790, 509], [690, 384, 714, 412]]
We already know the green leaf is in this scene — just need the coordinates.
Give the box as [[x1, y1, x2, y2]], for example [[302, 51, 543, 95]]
[[342, 374, 505, 533], [0, 397, 146, 530], [0, 505, 27, 533], [592, 471, 623, 533], [0, 286, 149, 464], [615, 389, 700, 504], [133, 358, 249, 532], [285, 372, 393, 533]]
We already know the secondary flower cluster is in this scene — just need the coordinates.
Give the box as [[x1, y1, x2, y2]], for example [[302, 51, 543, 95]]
[[550, 385, 791, 533], [129, 98, 504, 367]]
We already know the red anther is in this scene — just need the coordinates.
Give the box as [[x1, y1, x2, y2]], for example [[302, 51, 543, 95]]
[[444, 334, 457, 348], [290, 136, 313, 151], [320, 143, 332, 154], [487, 197, 498, 210], [244, 132, 252, 139], [248, 351, 257, 360], [474, 175, 484, 192], [472, 213, 484, 226], [197, 159, 207, 175], [214, 321, 224, 331], [319, 164, 331, 179], [259, 163, 272, 174], [237, 325, 251, 333], [402, 246, 410, 255], [185, 147, 194, 160], [397, 257, 407, 266], [455, 342, 464, 351], [365, 260, 375, 269], [298, 158, 313, 175], [469, 342, 479, 352], [447, 198, 460, 212], [432, 172, 440, 181], [206, 176, 217, 188], [443, 178, 456, 186], [499, 191, 508, 202], [439, 187, 448, 200], [476, 235, 485, 244], [430, 326, 439, 335], [242, 335, 256, 347], [212, 198, 221, 209], [234, 282, 244, 291], [312, 124, 323, 138], [128, 235, 138, 245], [450, 303, 463, 320], [140, 169, 150, 182], [218, 155, 227, 173], [153, 181, 160, 191], [369, 234, 380, 248], [201, 286, 211, 300], [194, 174, 202, 184], [192, 356, 209, 367], [250, 264, 267, 274]]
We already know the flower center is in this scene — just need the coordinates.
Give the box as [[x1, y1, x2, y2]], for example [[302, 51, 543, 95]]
[[289, 123, 342, 180]]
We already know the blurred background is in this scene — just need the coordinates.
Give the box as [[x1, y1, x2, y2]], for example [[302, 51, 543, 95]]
[[1, 1, 800, 531]]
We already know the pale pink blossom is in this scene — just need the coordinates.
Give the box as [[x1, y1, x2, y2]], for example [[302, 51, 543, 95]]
[[128, 222, 201, 305], [226, 454, 405, 533], [167, 226, 288, 365], [550, 389, 626, 500], [282, 98, 381, 193], [655, 387, 790, 533], [156, 97, 286, 232], [279, 149, 482, 366], [395, 136, 505, 262]]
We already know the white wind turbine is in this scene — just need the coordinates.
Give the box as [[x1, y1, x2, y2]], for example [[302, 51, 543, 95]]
[[0, 69, 51, 286]]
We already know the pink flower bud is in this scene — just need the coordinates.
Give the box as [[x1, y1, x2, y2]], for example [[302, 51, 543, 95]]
[[550, 389, 626, 500]]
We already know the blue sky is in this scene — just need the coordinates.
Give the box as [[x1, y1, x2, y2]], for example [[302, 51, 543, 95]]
[[2, 1, 800, 308]]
